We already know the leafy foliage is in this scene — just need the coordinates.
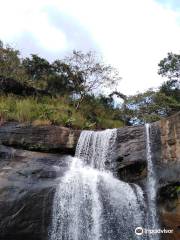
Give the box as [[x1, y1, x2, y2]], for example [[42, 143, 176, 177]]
[[123, 90, 180, 124], [0, 40, 27, 82], [47, 60, 82, 95], [158, 52, 180, 81], [22, 54, 52, 81]]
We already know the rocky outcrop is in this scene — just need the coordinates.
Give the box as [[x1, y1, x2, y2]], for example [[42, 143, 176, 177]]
[[0, 112, 179, 240], [0, 122, 80, 154], [159, 112, 180, 164], [153, 112, 180, 240], [0, 145, 72, 240], [114, 125, 147, 183], [156, 114, 180, 187], [115, 112, 180, 185]]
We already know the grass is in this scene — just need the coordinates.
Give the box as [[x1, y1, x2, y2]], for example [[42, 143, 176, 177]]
[[0, 95, 124, 129]]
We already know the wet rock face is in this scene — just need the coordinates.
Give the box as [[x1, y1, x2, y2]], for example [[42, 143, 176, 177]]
[[115, 125, 146, 167], [115, 112, 180, 185], [117, 161, 147, 183], [157, 183, 180, 240], [0, 145, 72, 240], [112, 125, 147, 185]]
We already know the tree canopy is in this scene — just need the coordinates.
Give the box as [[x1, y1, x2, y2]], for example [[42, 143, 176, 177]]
[[22, 54, 52, 81], [64, 51, 120, 94], [158, 52, 180, 81], [0, 40, 27, 82]]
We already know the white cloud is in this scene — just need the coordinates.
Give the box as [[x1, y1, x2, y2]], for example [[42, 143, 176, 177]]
[[0, 0, 67, 51], [54, 0, 180, 94], [0, 0, 180, 94]]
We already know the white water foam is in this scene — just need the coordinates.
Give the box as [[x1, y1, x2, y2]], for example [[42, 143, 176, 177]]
[[75, 129, 117, 170]]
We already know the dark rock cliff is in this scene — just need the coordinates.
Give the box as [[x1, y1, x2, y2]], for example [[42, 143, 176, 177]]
[[0, 112, 179, 240], [0, 145, 72, 240]]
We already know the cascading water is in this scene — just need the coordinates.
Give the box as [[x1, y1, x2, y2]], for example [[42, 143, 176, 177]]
[[75, 129, 117, 170], [145, 123, 159, 240], [50, 129, 147, 240]]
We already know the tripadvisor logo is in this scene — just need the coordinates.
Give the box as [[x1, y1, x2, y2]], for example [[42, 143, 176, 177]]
[[135, 227, 173, 235], [135, 227, 144, 235]]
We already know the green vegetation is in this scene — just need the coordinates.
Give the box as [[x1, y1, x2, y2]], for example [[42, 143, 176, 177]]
[[0, 95, 123, 129], [122, 88, 180, 124], [0, 40, 179, 128]]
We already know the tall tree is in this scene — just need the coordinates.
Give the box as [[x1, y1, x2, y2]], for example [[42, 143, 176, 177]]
[[0, 40, 26, 82], [158, 52, 180, 103], [47, 60, 83, 95], [64, 51, 121, 108]]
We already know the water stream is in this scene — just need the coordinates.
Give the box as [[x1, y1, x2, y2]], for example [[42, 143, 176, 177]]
[[50, 127, 159, 240], [145, 123, 159, 240]]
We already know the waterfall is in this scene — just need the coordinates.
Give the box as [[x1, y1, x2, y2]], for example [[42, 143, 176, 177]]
[[75, 129, 117, 170], [50, 129, 147, 240], [145, 123, 159, 240]]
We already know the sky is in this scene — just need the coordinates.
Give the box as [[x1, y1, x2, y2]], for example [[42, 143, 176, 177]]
[[0, 0, 180, 95]]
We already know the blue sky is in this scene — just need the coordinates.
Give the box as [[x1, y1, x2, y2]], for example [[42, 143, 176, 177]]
[[0, 0, 180, 95], [156, 0, 180, 10]]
